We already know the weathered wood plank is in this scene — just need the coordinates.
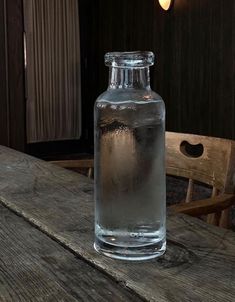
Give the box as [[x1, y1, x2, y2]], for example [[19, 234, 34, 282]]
[[0, 146, 235, 301], [0, 205, 143, 301]]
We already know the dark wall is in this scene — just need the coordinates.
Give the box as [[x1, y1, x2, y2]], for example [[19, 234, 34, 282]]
[[0, 0, 25, 151], [93, 0, 235, 139]]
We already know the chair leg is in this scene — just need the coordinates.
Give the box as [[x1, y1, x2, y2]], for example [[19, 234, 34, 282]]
[[219, 208, 231, 229], [88, 168, 93, 179], [207, 212, 221, 226], [207, 187, 220, 226], [185, 179, 194, 203]]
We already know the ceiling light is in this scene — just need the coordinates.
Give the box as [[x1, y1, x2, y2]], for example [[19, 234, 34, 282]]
[[159, 0, 173, 11]]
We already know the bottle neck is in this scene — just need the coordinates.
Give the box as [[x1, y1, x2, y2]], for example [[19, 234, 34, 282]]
[[108, 67, 151, 89]]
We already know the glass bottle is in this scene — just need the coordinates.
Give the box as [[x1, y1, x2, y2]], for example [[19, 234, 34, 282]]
[[94, 51, 166, 260]]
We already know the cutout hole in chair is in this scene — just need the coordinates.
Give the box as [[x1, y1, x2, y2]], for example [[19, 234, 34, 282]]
[[180, 141, 204, 158]]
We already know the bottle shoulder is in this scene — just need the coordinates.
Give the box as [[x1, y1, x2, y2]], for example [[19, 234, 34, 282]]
[[95, 88, 164, 104]]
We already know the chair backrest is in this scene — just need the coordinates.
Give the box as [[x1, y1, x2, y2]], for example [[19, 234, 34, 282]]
[[50, 159, 94, 178], [166, 132, 235, 201]]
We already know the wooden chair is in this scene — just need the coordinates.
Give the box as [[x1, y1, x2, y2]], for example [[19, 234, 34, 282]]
[[166, 132, 235, 228], [50, 159, 94, 178]]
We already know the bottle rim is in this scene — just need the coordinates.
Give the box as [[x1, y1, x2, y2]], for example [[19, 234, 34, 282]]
[[105, 51, 154, 68]]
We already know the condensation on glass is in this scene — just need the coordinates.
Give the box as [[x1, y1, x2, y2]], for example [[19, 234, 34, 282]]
[[94, 51, 166, 260]]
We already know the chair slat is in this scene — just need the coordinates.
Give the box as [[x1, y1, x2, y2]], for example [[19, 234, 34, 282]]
[[207, 187, 220, 225], [211, 186, 219, 198], [50, 159, 94, 178], [219, 208, 231, 228], [185, 178, 194, 203]]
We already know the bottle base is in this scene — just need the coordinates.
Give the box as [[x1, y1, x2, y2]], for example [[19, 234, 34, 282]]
[[94, 237, 166, 261]]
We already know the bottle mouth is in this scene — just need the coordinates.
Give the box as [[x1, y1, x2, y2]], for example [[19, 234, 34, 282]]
[[105, 51, 154, 68]]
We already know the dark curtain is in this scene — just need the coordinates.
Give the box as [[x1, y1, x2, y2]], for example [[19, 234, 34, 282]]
[[24, 0, 81, 142]]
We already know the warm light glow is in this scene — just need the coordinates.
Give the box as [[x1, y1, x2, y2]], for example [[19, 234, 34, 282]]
[[159, 0, 172, 10]]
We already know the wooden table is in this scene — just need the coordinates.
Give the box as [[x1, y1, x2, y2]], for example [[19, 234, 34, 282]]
[[0, 145, 234, 302]]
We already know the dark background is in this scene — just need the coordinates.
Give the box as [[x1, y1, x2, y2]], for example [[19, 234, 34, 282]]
[[1, 0, 235, 158]]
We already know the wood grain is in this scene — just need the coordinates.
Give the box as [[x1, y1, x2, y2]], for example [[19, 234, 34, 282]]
[[0, 204, 143, 302], [0, 146, 235, 301]]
